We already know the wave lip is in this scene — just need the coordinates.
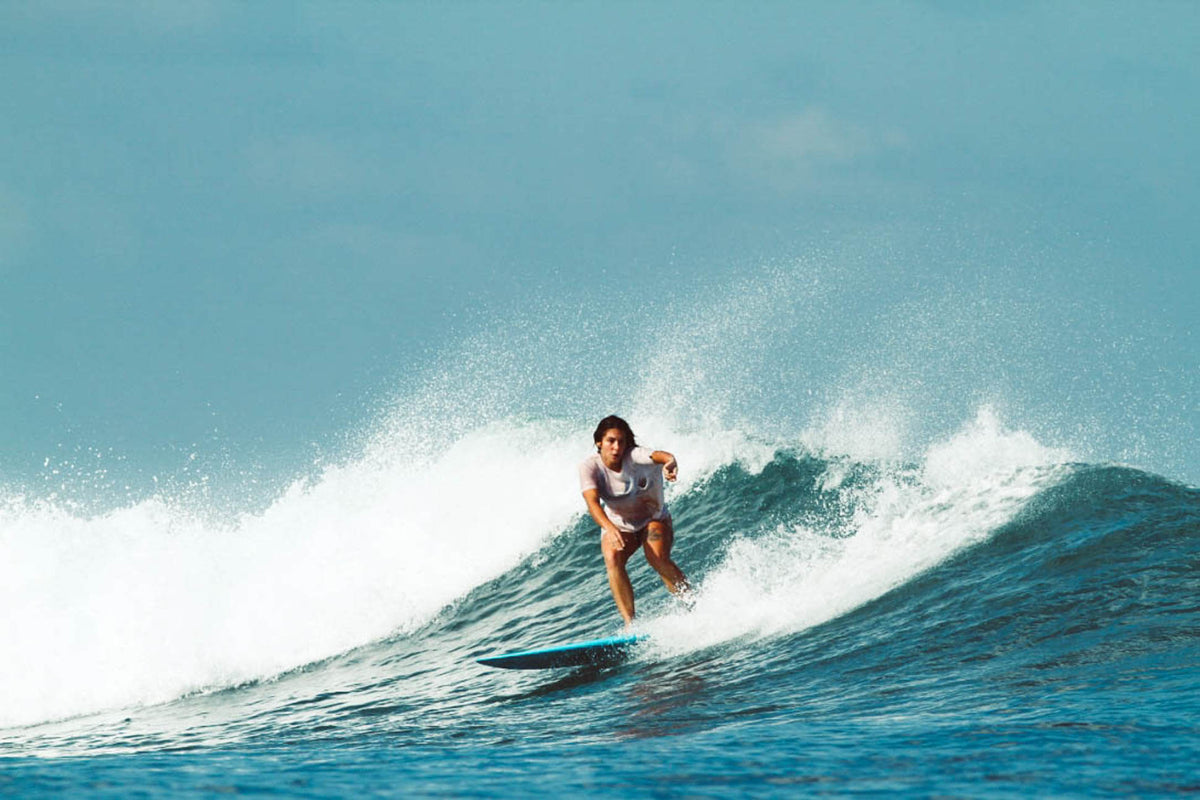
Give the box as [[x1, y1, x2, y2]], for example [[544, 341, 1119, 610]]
[[645, 407, 1076, 654]]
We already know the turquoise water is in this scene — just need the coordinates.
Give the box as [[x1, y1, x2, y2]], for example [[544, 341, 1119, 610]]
[[3, 448, 1197, 796], [2, 3, 1198, 796]]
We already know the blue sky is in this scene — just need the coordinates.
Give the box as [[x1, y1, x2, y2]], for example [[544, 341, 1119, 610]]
[[2, 2, 1197, 494]]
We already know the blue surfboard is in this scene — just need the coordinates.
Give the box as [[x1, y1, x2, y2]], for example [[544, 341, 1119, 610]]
[[477, 634, 646, 670]]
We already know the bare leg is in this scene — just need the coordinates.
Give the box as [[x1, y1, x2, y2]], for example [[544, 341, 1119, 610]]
[[601, 530, 639, 624], [644, 518, 689, 594]]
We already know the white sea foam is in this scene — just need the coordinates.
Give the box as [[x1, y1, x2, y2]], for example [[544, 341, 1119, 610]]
[[0, 419, 582, 728], [644, 406, 1073, 655], [0, 406, 770, 729]]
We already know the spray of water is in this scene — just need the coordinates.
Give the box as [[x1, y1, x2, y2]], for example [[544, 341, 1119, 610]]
[[1, 249, 1096, 728]]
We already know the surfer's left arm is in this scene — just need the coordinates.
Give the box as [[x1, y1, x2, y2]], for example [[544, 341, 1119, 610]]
[[651, 450, 678, 482]]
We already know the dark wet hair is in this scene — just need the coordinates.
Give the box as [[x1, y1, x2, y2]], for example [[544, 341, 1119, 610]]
[[593, 415, 637, 450]]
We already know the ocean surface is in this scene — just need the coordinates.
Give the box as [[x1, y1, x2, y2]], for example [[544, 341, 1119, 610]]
[[3, 3, 1198, 795], [2, 404, 1196, 797]]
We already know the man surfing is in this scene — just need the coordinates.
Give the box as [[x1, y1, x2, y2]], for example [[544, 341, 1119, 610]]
[[579, 415, 689, 624]]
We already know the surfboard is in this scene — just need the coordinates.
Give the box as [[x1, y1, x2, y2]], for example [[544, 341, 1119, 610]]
[[477, 634, 646, 670]]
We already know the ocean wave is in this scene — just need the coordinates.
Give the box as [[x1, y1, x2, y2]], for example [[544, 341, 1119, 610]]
[[11, 404, 1189, 745]]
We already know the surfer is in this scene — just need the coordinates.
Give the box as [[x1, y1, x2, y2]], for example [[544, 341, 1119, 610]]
[[579, 415, 689, 624]]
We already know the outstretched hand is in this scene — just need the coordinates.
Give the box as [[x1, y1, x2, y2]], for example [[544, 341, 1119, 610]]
[[663, 458, 678, 482]]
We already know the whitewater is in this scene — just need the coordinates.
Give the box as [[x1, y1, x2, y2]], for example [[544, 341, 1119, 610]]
[[2, 262, 1197, 796]]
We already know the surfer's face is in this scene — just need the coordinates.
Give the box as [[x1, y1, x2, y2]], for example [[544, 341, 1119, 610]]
[[598, 428, 627, 469]]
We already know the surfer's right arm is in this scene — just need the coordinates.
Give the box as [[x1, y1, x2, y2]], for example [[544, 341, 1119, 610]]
[[582, 488, 626, 549]]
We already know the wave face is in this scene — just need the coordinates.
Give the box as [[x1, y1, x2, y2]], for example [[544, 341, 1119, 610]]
[[2, 408, 1196, 795]]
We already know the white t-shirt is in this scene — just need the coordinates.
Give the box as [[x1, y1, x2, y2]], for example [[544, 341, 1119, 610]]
[[578, 446, 669, 533]]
